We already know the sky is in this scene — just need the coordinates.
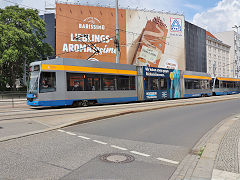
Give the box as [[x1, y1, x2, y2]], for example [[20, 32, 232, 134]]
[[1, 0, 240, 34]]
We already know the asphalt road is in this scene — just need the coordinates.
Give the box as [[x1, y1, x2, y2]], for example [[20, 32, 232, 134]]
[[0, 99, 240, 180]]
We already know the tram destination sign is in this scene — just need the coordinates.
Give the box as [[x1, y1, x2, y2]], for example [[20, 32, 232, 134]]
[[143, 67, 170, 78]]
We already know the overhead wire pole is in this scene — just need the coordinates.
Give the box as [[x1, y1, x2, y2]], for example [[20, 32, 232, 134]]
[[232, 25, 240, 78], [115, 0, 120, 63]]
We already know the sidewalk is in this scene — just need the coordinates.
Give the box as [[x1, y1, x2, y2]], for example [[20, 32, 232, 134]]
[[171, 113, 240, 180]]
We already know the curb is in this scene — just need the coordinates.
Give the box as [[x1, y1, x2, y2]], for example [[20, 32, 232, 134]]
[[171, 113, 240, 180], [191, 114, 240, 179], [0, 95, 239, 143]]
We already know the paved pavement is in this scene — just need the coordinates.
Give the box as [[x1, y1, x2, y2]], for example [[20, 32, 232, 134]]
[[171, 114, 240, 180], [0, 95, 240, 179]]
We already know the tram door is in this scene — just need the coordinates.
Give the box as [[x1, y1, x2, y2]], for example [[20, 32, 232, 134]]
[[144, 77, 170, 100], [159, 77, 169, 99]]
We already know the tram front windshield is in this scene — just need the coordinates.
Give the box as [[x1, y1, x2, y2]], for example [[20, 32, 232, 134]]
[[28, 71, 39, 94]]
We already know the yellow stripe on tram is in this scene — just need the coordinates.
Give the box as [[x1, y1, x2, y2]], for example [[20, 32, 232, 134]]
[[183, 74, 212, 80], [41, 64, 137, 76], [217, 77, 240, 82]]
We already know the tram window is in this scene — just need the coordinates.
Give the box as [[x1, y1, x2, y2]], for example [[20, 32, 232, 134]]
[[210, 80, 213, 89], [207, 81, 210, 89], [130, 76, 136, 90], [215, 79, 219, 88], [237, 82, 240, 88], [222, 81, 227, 88], [86, 74, 100, 91], [201, 80, 209, 89], [193, 80, 201, 89], [39, 72, 56, 93], [117, 76, 130, 90], [102, 75, 116, 90], [144, 77, 149, 90], [185, 79, 192, 89], [185, 79, 201, 89], [67, 73, 84, 91], [160, 78, 168, 90], [150, 77, 159, 90]]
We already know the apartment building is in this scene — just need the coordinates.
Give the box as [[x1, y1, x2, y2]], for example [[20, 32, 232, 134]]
[[215, 31, 240, 78], [206, 31, 231, 77]]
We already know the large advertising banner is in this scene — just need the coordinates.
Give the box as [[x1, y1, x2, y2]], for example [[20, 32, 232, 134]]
[[126, 10, 185, 70], [56, 3, 185, 70], [56, 3, 127, 63]]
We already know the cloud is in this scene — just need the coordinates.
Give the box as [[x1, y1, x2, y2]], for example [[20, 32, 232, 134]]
[[1, 0, 184, 16], [184, 3, 202, 11], [193, 0, 240, 33]]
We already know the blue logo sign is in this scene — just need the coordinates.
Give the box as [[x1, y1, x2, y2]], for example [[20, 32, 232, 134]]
[[170, 18, 182, 32]]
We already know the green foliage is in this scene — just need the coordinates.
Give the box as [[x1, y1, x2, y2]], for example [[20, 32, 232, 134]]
[[0, 6, 53, 90], [198, 146, 205, 158]]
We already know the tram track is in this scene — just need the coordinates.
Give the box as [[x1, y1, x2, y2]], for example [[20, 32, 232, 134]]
[[1, 95, 239, 122]]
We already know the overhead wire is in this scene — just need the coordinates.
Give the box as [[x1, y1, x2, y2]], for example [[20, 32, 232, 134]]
[[2, 0, 186, 52]]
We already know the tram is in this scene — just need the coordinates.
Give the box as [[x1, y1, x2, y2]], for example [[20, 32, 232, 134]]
[[212, 77, 240, 95], [26, 58, 233, 107]]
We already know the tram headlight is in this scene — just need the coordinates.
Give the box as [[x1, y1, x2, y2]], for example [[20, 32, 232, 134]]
[[33, 94, 37, 98]]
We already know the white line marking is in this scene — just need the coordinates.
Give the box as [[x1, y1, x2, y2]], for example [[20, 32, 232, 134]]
[[65, 132, 76, 136], [110, 145, 128, 151], [78, 135, 90, 140], [130, 151, 150, 157], [57, 129, 65, 132], [156, 157, 179, 164], [93, 140, 107, 145]]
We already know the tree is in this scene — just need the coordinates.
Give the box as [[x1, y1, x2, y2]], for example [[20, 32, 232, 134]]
[[0, 6, 53, 91]]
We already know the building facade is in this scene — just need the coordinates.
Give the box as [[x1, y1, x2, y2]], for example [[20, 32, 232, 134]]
[[40, 13, 56, 56], [185, 21, 206, 73], [214, 31, 240, 78], [206, 31, 231, 77]]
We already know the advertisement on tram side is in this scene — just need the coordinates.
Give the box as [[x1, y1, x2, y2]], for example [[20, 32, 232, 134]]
[[56, 3, 185, 70], [143, 66, 181, 99]]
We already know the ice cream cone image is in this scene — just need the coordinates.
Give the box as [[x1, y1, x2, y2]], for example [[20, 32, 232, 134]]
[[132, 17, 168, 67]]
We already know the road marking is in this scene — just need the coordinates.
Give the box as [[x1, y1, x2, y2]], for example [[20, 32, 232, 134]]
[[156, 157, 179, 164], [57, 129, 65, 132], [130, 151, 150, 157], [110, 145, 128, 151], [65, 132, 76, 136], [57, 131, 179, 164], [93, 140, 107, 145], [78, 135, 90, 140]]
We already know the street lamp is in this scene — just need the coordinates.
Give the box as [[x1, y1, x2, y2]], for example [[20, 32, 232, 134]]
[[232, 25, 240, 33]]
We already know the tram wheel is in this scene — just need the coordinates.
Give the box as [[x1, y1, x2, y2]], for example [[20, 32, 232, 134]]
[[81, 100, 88, 107]]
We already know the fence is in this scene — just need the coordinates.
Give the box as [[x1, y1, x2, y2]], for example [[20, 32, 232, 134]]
[[0, 92, 26, 100]]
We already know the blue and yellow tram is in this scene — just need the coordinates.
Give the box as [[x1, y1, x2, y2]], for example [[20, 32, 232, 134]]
[[27, 58, 138, 106], [212, 77, 240, 95], [27, 58, 238, 107]]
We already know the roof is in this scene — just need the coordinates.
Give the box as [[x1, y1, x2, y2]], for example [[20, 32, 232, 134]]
[[206, 31, 231, 47], [206, 31, 218, 40]]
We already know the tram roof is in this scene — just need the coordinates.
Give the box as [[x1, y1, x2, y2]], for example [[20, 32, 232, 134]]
[[31, 58, 137, 71]]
